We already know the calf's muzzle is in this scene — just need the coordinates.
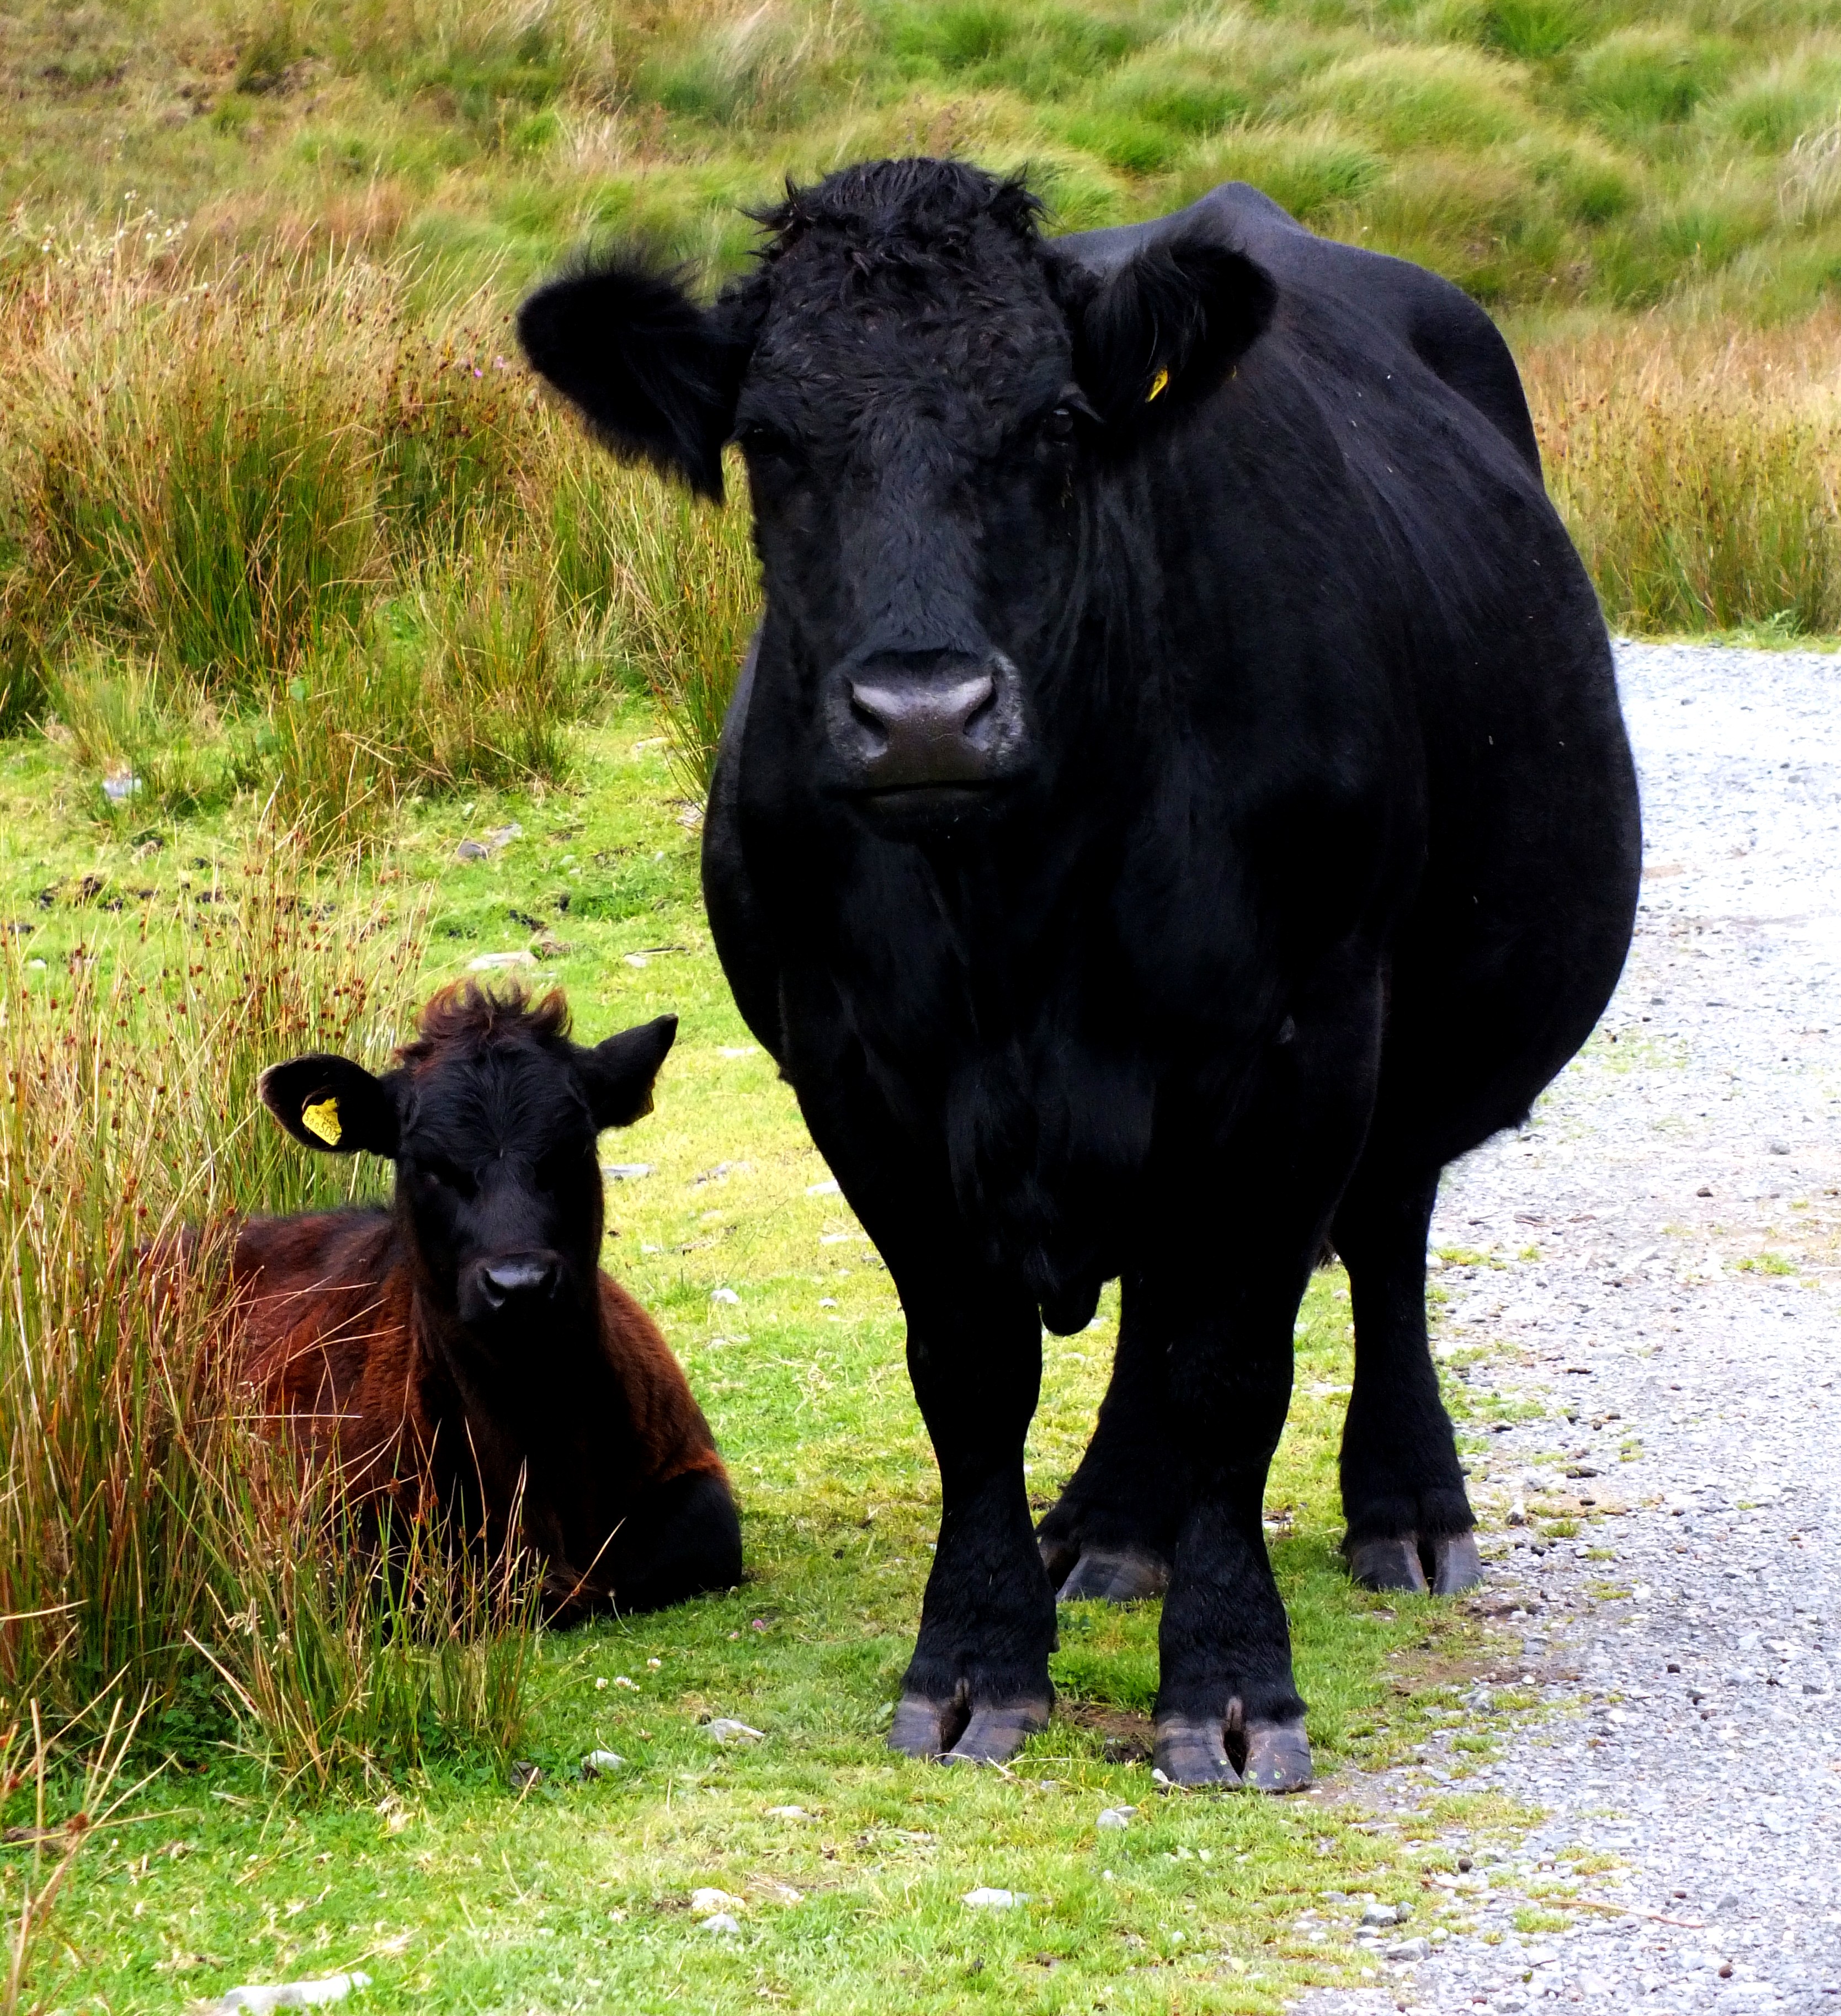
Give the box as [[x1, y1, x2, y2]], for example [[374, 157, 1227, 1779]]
[[461, 1251, 565, 1324]]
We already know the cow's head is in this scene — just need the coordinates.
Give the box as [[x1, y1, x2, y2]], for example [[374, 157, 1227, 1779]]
[[259, 985, 675, 1340], [518, 158, 1274, 833]]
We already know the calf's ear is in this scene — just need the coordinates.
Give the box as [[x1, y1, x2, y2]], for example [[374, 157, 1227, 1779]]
[[578, 1014, 679, 1129], [259, 1055, 401, 1158], [517, 258, 759, 501], [1050, 230, 1276, 426]]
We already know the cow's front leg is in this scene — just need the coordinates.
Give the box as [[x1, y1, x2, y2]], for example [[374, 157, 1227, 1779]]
[[888, 1274, 1057, 1765], [1153, 1268, 1313, 1792]]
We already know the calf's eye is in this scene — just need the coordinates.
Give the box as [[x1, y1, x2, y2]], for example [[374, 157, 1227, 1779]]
[[421, 1157, 477, 1200], [1041, 407, 1074, 443]]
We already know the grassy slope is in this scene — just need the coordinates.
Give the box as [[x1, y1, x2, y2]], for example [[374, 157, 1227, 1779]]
[[1, 707, 1561, 2016], [4, 0, 1841, 321]]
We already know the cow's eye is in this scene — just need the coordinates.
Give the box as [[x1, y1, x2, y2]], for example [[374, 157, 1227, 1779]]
[[736, 422, 797, 462], [1040, 406, 1076, 444], [421, 1156, 477, 1200]]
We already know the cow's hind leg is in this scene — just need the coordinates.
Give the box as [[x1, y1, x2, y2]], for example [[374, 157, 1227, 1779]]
[[608, 1469, 745, 1614], [1035, 1307, 1178, 1603], [1332, 1168, 1480, 1595]]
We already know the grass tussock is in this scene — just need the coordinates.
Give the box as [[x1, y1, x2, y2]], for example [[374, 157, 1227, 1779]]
[[0, 824, 540, 1788], [0, 237, 758, 824], [1525, 314, 1841, 634], [12, 0, 1841, 320]]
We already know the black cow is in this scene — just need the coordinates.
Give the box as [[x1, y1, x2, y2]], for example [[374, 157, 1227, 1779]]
[[519, 162, 1640, 1786]]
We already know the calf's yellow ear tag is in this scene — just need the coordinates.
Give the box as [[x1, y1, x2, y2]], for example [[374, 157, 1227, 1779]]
[[301, 1095, 342, 1146], [1146, 367, 1170, 403]]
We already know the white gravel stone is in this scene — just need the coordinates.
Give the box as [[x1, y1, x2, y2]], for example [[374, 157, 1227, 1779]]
[[202, 1975, 370, 2013], [1291, 644, 1841, 2016]]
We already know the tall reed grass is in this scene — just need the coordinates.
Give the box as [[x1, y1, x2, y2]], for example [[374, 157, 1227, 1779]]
[[0, 826, 540, 1782], [2, 1694, 151, 2016], [0, 235, 759, 822], [1524, 314, 1841, 634]]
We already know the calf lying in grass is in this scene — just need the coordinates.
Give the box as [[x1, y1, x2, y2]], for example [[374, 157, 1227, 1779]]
[[236, 982, 741, 1622]]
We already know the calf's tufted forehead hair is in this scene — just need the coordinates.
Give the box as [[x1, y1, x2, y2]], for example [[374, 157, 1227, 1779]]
[[396, 980, 572, 1071]]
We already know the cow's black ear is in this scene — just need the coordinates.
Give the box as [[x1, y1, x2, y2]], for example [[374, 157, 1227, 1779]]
[[258, 1055, 401, 1158], [578, 1014, 678, 1129], [517, 258, 761, 500], [1051, 230, 1276, 426]]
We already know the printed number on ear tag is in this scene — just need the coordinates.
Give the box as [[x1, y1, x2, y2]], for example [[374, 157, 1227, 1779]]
[[1146, 367, 1170, 403], [301, 1095, 342, 1146]]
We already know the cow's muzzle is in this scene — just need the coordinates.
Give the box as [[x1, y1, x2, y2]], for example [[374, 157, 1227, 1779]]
[[824, 650, 1033, 804], [459, 1250, 565, 1326]]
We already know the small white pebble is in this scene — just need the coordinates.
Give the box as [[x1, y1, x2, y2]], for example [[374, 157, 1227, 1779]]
[[1097, 1806, 1136, 1830], [962, 1887, 1023, 1910]]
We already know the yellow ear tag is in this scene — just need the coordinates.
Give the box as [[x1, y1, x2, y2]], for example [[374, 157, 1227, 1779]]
[[1146, 367, 1170, 403], [301, 1095, 342, 1146]]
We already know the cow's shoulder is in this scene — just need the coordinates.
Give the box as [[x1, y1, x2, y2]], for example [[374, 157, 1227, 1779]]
[[1053, 183, 1541, 478], [232, 1207, 407, 1405]]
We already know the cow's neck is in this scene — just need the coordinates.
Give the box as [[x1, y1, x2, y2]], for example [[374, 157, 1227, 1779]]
[[410, 1285, 616, 1492]]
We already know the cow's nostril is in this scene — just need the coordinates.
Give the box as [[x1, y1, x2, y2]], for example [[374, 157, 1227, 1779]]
[[847, 686, 890, 744], [480, 1257, 560, 1304], [959, 675, 997, 738]]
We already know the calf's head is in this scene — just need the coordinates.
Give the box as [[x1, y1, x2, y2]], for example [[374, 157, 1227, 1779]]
[[518, 158, 1274, 830], [259, 985, 674, 1337]]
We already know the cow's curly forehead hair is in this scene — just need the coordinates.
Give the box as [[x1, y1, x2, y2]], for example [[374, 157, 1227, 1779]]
[[396, 981, 571, 1070], [751, 158, 1044, 269], [731, 159, 1070, 423]]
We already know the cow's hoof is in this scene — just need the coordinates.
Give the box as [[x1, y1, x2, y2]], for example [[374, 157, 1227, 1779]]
[[1346, 1534, 1429, 1593], [1429, 1529, 1483, 1595], [1152, 1714, 1242, 1788], [888, 1692, 1051, 1764], [887, 1692, 964, 1759], [1054, 1543, 1170, 1604], [1242, 1718, 1313, 1793], [942, 1699, 1052, 1766]]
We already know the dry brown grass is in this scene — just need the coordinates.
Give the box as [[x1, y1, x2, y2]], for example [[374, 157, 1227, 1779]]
[[1524, 312, 1841, 636]]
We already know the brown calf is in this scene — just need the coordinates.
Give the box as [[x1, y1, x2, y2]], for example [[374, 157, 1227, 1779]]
[[231, 983, 741, 1622]]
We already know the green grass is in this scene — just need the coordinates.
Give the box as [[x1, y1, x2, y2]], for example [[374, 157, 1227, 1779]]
[[1, 696, 1544, 2014]]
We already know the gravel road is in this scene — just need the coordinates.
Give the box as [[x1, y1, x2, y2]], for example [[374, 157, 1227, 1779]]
[[1294, 642, 1841, 2016]]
